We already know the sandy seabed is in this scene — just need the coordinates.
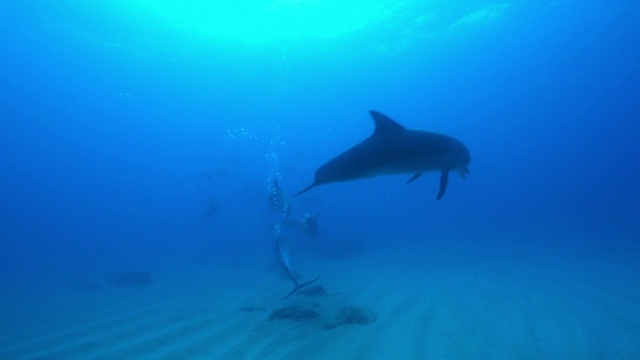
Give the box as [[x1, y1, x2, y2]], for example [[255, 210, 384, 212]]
[[1, 247, 639, 360]]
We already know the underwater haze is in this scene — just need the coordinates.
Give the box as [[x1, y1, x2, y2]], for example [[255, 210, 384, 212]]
[[1, 0, 639, 358]]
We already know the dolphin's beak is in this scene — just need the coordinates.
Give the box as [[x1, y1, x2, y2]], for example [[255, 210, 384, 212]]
[[293, 182, 317, 197]]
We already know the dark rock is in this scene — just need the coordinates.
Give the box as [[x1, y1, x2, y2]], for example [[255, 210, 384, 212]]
[[336, 306, 375, 325], [324, 306, 376, 329], [268, 306, 320, 321]]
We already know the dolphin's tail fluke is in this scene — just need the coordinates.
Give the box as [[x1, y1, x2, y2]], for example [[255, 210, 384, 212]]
[[280, 276, 320, 300], [293, 182, 317, 197]]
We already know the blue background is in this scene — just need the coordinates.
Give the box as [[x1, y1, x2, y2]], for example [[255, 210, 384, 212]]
[[1, 1, 638, 299]]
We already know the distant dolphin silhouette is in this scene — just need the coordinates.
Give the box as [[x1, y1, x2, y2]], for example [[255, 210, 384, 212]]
[[295, 110, 470, 200], [200, 197, 219, 223], [275, 236, 319, 300], [300, 213, 325, 240], [279, 213, 326, 240], [268, 179, 291, 218]]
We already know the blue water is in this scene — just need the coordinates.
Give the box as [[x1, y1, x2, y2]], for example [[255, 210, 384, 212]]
[[1, 1, 639, 358]]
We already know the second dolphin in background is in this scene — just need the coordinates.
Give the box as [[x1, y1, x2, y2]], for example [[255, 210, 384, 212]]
[[275, 235, 320, 300]]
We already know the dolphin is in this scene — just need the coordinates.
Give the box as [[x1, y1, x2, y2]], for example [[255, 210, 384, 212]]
[[300, 213, 326, 240], [278, 213, 326, 240], [294, 110, 470, 200], [268, 179, 291, 218], [275, 236, 320, 300], [199, 197, 219, 223]]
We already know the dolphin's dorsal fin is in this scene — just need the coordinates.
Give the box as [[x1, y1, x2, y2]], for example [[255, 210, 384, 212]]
[[369, 110, 406, 137]]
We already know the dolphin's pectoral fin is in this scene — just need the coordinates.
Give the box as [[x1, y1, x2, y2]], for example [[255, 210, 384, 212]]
[[280, 276, 320, 300], [436, 171, 449, 200], [293, 182, 317, 197], [406, 173, 423, 184]]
